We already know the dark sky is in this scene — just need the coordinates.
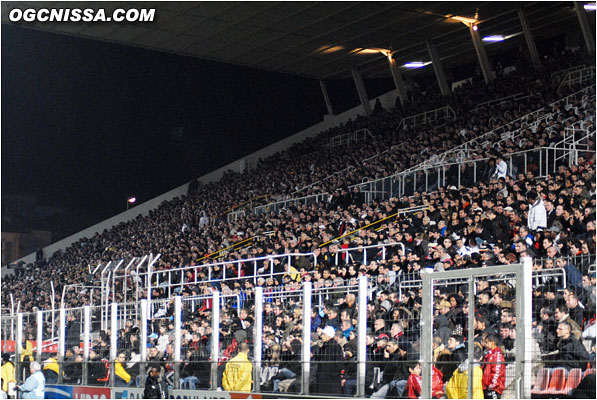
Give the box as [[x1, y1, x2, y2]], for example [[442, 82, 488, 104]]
[[2, 25, 375, 236]]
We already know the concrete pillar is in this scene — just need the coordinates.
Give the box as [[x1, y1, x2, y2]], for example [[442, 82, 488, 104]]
[[517, 8, 541, 68], [319, 79, 334, 115], [426, 40, 450, 96], [388, 55, 409, 105], [574, 2, 596, 57], [469, 24, 495, 84], [351, 65, 372, 115]]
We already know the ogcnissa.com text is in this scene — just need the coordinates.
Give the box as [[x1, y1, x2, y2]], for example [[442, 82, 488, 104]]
[[8, 8, 155, 23]]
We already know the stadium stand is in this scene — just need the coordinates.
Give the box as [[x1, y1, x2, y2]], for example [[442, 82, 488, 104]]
[[1, 49, 595, 398]]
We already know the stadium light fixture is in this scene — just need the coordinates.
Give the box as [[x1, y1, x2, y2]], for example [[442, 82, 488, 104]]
[[127, 197, 136, 210], [483, 35, 504, 42], [584, 3, 596, 11], [403, 61, 431, 69]]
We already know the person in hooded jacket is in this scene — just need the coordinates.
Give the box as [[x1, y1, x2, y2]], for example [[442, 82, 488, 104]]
[[446, 345, 484, 399]]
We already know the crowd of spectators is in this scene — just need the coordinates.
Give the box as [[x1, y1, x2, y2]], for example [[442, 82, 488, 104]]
[[1, 49, 595, 398]]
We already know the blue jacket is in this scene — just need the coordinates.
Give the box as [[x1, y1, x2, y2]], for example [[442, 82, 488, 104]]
[[20, 370, 45, 399]]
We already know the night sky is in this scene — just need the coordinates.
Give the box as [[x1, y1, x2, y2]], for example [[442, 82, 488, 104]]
[[2, 25, 382, 238]]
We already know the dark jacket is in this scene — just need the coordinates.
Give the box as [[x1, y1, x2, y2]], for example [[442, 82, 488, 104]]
[[556, 337, 591, 370], [313, 339, 343, 394], [143, 374, 168, 399]]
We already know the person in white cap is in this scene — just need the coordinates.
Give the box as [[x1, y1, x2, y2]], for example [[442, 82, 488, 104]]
[[313, 326, 343, 395]]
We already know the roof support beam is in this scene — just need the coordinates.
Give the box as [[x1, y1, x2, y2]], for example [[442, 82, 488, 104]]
[[388, 55, 408, 106], [469, 24, 495, 84], [574, 1, 595, 58], [319, 79, 334, 115], [426, 40, 450, 96], [517, 8, 541, 68], [351, 65, 371, 115]]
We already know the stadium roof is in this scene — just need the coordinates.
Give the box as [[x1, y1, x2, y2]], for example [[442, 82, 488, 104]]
[[1, 1, 583, 79]]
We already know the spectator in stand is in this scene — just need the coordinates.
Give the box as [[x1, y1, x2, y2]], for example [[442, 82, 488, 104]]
[[481, 333, 506, 399], [312, 326, 343, 395], [554, 321, 590, 370], [222, 342, 252, 392]]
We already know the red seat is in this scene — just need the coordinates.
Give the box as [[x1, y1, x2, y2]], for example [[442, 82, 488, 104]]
[[556, 368, 582, 395], [584, 368, 595, 378], [544, 367, 567, 395], [96, 360, 110, 384], [531, 368, 551, 394]]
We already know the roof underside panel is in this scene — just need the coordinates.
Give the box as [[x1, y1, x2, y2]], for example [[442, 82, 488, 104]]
[[1, 1, 585, 79]]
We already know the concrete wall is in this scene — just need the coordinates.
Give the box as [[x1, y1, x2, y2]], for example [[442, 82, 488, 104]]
[[2, 88, 399, 274]]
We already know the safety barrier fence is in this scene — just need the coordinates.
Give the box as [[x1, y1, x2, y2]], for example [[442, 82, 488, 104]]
[[3, 258, 595, 398]]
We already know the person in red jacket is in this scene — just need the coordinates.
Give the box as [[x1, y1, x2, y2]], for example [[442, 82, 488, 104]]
[[481, 333, 506, 399]]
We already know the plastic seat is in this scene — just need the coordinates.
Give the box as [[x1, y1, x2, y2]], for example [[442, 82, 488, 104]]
[[96, 361, 111, 384], [544, 367, 567, 395], [531, 367, 551, 394], [583, 368, 595, 378], [556, 368, 582, 395]]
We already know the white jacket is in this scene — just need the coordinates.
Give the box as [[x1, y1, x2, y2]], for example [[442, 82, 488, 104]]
[[528, 198, 547, 231]]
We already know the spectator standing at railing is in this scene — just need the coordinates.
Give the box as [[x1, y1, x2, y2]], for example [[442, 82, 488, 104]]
[[312, 326, 343, 395], [143, 364, 168, 399], [0, 354, 15, 394], [16, 361, 44, 399], [481, 334, 505, 399], [222, 342, 253, 392]]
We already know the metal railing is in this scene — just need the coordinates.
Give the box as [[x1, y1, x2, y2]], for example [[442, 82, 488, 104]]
[[551, 64, 586, 83], [471, 92, 538, 113], [403, 84, 595, 173], [326, 128, 373, 149], [397, 105, 456, 130], [558, 66, 596, 91], [253, 192, 330, 216]]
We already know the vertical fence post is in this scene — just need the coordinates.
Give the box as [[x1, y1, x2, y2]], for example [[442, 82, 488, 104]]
[[211, 291, 220, 390], [421, 269, 433, 399], [109, 302, 118, 386], [302, 282, 312, 394], [16, 313, 23, 383], [519, 258, 533, 398], [467, 275, 476, 399], [357, 276, 368, 397], [58, 308, 66, 383], [254, 287, 264, 393], [173, 296, 182, 389], [36, 310, 43, 362], [140, 299, 148, 387], [83, 305, 90, 385]]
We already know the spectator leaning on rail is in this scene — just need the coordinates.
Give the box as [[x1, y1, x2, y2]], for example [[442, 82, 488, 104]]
[[17, 361, 45, 399], [222, 342, 253, 392], [143, 364, 168, 399]]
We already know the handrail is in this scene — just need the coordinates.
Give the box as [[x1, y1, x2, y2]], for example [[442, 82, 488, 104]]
[[472, 92, 528, 112], [397, 105, 456, 130], [252, 192, 330, 216], [327, 128, 373, 149], [551, 64, 585, 82], [558, 66, 596, 92]]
